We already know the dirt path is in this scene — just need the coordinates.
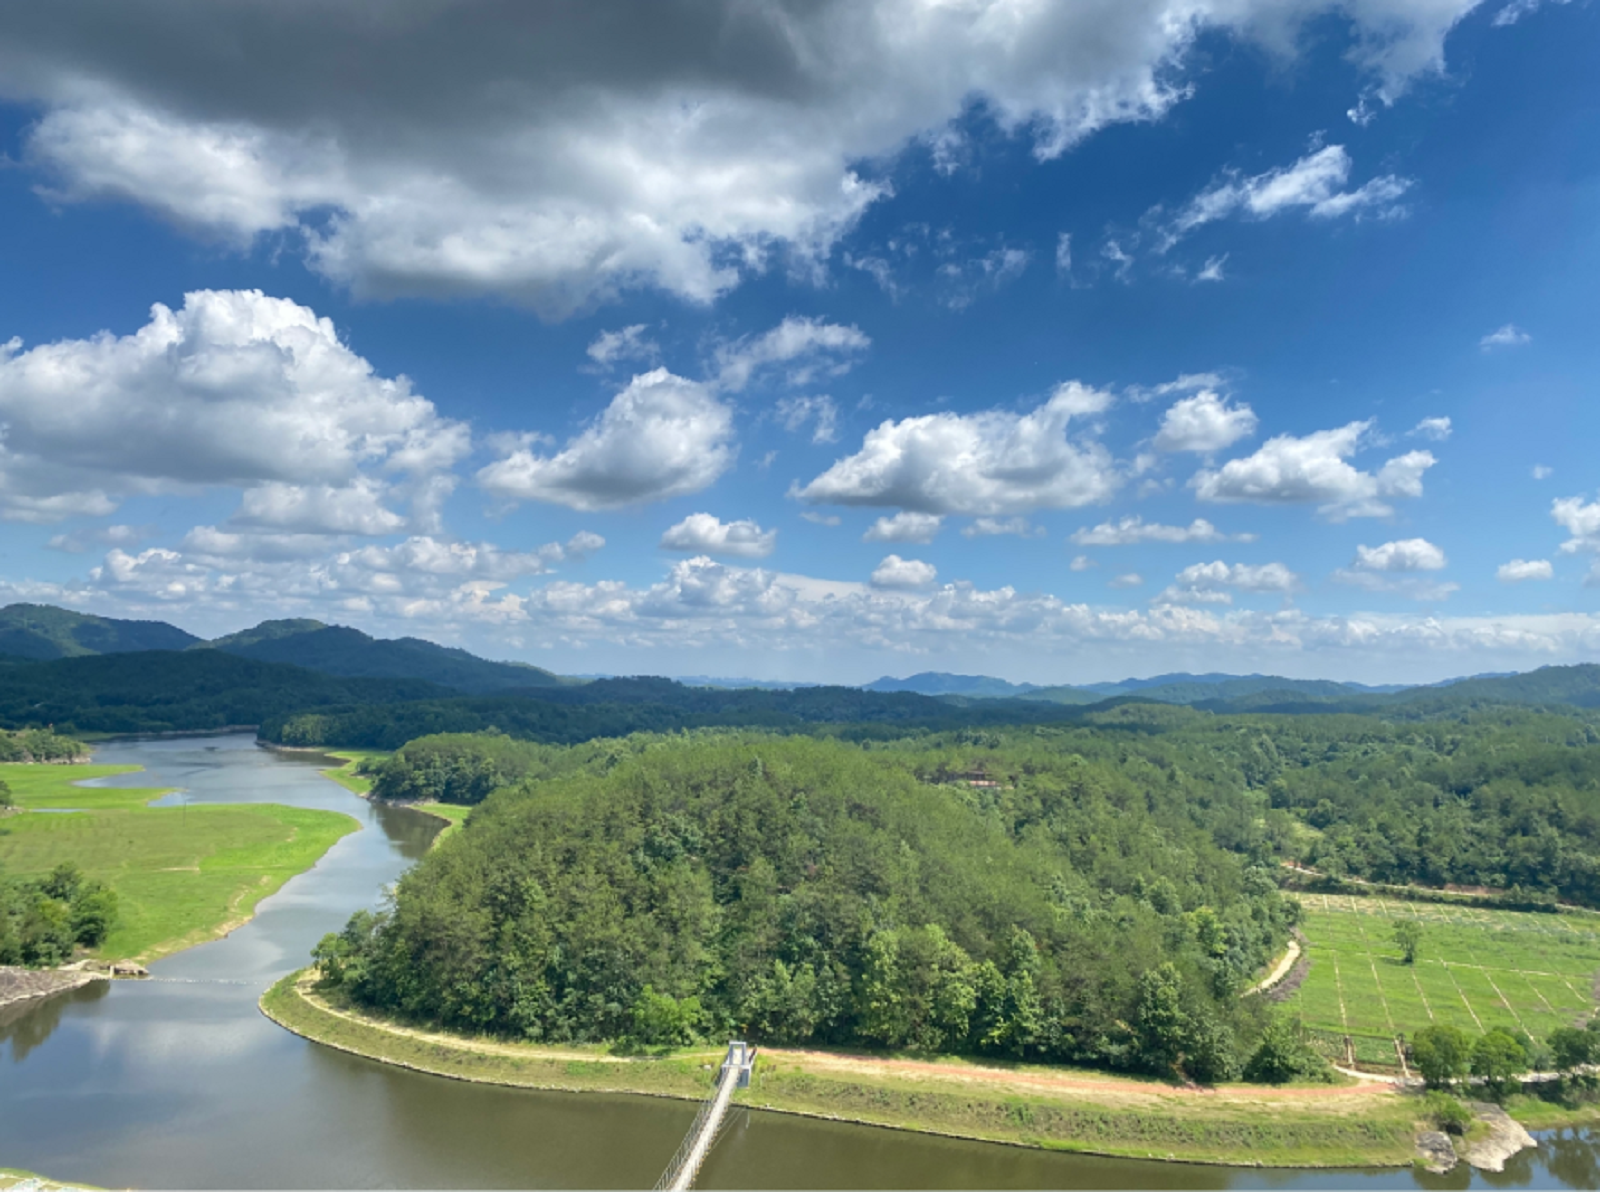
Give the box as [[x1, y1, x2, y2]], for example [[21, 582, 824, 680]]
[[1246, 938, 1301, 995]]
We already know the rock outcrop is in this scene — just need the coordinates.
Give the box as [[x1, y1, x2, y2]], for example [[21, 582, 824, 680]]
[[1462, 1102, 1537, 1173]]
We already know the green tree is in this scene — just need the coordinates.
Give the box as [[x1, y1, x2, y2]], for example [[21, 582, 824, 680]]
[[1392, 919, 1422, 965], [68, 881, 118, 946], [630, 986, 702, 1049], [1411, 1024, 1472, 1089], [1471, 1028, 1528, 1098], [1548, 1026, 1594, 1077], [1134, 963, 1191, 1077], [1244, 1017, 1331, 1084], [0, 777, 13, 808]]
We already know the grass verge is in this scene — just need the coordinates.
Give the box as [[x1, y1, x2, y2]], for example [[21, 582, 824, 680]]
[[0, 762, 358, 962], [262, 971, 1421, 1168], [315, 752, 468, 844], [0, 1170, 105, 1191]]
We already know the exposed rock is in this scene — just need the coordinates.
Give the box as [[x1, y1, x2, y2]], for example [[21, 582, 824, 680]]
[[1462, 1102, 1536, 1173], [110, 960, 150, 978], [0, 965, 108, 1010], [1415, 1130, 1458, 1174]]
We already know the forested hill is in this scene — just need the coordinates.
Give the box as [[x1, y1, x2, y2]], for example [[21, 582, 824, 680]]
[[207, 621, 566, 693], [0, 651, 446, 735], [262, 679, 1089, 749], [0, 602, 201, 660], [319, 732, 1299, 1082]]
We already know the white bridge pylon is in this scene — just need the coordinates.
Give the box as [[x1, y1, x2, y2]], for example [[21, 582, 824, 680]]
[[654, 1041, 757, 1192]]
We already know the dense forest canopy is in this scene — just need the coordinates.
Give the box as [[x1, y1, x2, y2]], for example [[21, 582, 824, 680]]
[[320, 732, 1299, 1080]]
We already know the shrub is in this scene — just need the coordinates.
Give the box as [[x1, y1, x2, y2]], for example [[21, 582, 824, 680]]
[[1422, 1091, 1473, 1136]]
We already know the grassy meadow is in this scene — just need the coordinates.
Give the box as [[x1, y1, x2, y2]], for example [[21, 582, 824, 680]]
[[0, 762, 357, 962], [1286, 893, 1600, 1054]]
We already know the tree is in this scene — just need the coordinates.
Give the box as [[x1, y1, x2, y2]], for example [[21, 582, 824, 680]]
[[1471, 1028, 1528, 1098], [1244, 1017, 1331, 1085], [1392, 919, 1422, 965], [630, 986, 702, 1049], [0, 778, 13, 808], [1133, 963, 1190, 1077], [1548, 1026, 1594, 1078], [1411, 1024, 1472, 1089]]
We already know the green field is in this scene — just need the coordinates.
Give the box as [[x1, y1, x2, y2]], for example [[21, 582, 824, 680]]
[[317, 750, 388, 795], [1287, 893, 1600, 1050], [0, 762, 357, 962]]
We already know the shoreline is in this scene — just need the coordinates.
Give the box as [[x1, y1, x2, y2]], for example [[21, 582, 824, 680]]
[[261, 971, 1427, 1170]]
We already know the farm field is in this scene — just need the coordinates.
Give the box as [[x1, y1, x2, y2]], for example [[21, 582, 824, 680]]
[[1285, 893, 1600, 1050]]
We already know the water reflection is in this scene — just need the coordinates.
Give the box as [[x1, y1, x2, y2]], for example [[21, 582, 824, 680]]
[[3, 736, 1600, 1188]]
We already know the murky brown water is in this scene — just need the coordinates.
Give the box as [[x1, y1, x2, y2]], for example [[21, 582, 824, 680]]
[[0, 735, 1593, 1188]]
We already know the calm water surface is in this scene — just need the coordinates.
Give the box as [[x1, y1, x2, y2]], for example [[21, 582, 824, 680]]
[[1, 735, 1595, 1189]]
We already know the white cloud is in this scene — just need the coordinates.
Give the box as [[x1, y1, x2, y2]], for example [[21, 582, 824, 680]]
[[1160, 146, 1411, 248], [800, 511, 841, 527], [1409, 416, 1452, 441], [46, 523, 152, 554], [1192, 420, 1436, 519], [586, 325, 660, 367], [660, 513, 777, 559], [1480, 323, 1531, 350], [939, 247, 1031, 309], [5, 3, 1487, 314], [1153, 391, 1258, 453], [1155, 560, 1298, 604], [1055, 233, 1073, 274], [1533, 465, 1553, 480], [1498, 558, 1553, 582], [864, 512, 944, 544], [871, 554, 938, 590], [1125, 372, 1228, 404], [1070, 555, 1097, 571], [0, 290, 466, 523], [1553, 495, 1600, 554], [776, 395, 840, 445], [1493, 0, 1573, 27], [1196, 255, 1228, 282], [231, 479, 406, 537], [796, 381, 1117, 515], [1109, 573, 1145, 589], [477, 368, 734, 511], [715, 317, 869, 392], [963, 517, 1044, 538], [1071, 515, 1254, 546], [1333, 538, 1455, 598], [1351, 538, 1447, 572]]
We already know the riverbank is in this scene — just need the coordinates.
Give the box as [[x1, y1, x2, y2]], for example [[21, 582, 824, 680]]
[[263, 970, 1427, 1168], [310, 750, 471, 844], [0, 759, 359, 963]]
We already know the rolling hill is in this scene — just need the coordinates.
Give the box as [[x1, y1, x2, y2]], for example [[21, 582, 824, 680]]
[[0, 602, 201, 660]]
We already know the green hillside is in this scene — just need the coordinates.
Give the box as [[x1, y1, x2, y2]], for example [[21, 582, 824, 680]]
[[0, 602, 200, 660], [210, 622, 565, 693], [0, 651, 446, 735]]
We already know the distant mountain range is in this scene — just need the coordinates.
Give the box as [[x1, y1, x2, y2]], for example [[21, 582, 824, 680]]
[[3, 602, 1597, 715], [0, 604, 564, 695]]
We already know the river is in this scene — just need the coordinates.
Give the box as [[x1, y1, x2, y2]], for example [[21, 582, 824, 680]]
[[2, 735, 1597, 1189]]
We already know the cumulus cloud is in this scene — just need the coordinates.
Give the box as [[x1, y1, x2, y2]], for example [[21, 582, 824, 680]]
[[586, 325, 659, 367], [776, 395, 840, 444], [1070, 554, 1097, 571], [46, 523, 152, 554], [715, 316, 869, 392], [1409, 416, 1452, 441], [1155, 560, 1298, 604], [0, 289, 466, 523], [1, 1, 1490, 314], [660, 513, 777, 559], [477, 368, 734, 511], [864, 512, 944, 544], [1153, 391, 1258, 453], [231, 480, 406, 537], [796, 381, 1116, 515], [1333, 538, 1457, 598], [1553, 495, 1600, 554], [1158, 146, 1412, 248], [1192, 420, 1435, 519], [963, 517, 1043, 538], [1480, 323, 1531, 350], [1071, 515, 1255, 546], [871, 554, 938, 590], [1350, 538, 1447, 572], [1498, 558, 1553, 582]]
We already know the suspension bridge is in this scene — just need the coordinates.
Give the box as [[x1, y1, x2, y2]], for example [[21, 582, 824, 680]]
[[653, 1041, 757, 1191]]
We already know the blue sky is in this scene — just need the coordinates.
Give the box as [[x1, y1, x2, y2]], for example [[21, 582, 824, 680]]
[[0, 0, 1595, 684]]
